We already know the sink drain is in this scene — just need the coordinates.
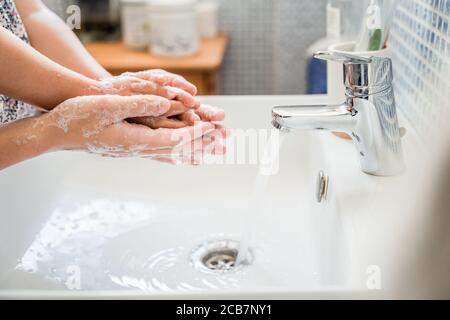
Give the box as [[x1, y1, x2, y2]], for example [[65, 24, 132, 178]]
[[191, 239, 252, 274], [202, 248, 237, 270]]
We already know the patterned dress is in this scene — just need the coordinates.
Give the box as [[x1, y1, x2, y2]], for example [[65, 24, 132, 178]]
[[0, 0, 37, 124]]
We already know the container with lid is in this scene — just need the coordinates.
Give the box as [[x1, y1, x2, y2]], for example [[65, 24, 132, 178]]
[[148, 0, 200, 57], [120, 0, 150, 49], [197, 0, 219, 39]]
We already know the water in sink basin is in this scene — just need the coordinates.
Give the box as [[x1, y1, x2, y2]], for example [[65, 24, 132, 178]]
[[13, 192, 319, 292], [0, 101, 352, 295]]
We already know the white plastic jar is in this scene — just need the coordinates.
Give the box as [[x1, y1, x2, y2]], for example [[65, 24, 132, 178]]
[[120, 0, 150, 49], [148, 0, 199, 57], [197, 0, 219, 39]]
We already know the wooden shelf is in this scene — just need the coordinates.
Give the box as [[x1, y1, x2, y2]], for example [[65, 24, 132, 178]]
[[85, 34, 229, 74]]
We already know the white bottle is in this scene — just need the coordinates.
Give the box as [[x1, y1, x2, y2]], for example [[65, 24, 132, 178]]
[[196, 0, 219, 39], [120, 0, 149, 49], [148, 0, 200, 57]]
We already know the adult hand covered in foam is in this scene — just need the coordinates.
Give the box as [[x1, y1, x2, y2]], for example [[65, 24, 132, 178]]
[[34, 95, 225, 165]]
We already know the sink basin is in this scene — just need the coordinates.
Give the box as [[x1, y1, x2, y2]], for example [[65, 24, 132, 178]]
[[0, 95, 414, 299]]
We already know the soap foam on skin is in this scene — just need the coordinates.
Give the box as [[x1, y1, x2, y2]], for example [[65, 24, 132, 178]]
[[15, 135, 38, 146], [40, 95, 221, 162], [38, 95, 189, 158], [45, 95, 168, 134], [122, 70, 191, 91], [93, 74, 194, 108]]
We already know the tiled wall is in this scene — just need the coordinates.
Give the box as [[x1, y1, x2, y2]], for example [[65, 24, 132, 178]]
[[389, 0, 450, 137], [218, 0, 327, 95]]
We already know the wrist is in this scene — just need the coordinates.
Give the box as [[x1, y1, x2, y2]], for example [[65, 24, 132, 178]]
[[0, 116, 63, 170], [86, 77, 134, 96], [34, 114, 59, 153], [37, 113, 73, 152], [43, 74, 103, 110], [79, 77, 105, 97], [83, 78, 117, 96]]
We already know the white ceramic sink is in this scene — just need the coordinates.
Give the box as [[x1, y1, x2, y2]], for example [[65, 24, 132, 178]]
[[0, 95, 417, 299]]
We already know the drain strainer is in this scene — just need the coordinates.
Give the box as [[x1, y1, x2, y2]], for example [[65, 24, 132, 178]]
[[202, 248, 237, 270], [191, 239, 253, 274]]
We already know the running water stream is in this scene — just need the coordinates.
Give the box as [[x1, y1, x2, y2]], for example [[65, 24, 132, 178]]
[[236, 129, 289, 265]]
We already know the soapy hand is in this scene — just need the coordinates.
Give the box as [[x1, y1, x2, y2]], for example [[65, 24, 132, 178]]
[[94, 71, 199, 108], [129, 101, 226, 129], [120, 70, 227, 124], [92, 69, 227, 130], [122, 69, 198, 96], [37, 95, 225, 164]]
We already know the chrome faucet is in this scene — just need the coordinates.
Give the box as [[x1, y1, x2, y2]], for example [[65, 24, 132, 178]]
[[272, 51, 404, 176]]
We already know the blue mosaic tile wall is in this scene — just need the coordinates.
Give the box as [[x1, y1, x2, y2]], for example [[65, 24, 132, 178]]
[[390, 0, 450, 136]]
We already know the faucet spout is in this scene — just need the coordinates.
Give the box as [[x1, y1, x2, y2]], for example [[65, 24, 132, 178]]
[[271, 51, 404, 176], [272, 104, 356, 132]]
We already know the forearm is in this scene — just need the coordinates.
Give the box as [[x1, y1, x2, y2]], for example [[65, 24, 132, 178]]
[[0, 116, 60, 170], [0, 26, 101, 109], [20, 3, 111, 80]]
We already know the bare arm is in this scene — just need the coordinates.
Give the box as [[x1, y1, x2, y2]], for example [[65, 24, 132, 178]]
[[0, 25, 101, 109], [15, 0, 111, 79], [0, 116, 58, 170]]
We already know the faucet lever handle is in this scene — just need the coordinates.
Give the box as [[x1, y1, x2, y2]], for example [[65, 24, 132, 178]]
[[315, 51, 393, 93], [314, 51, 373, 65]]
